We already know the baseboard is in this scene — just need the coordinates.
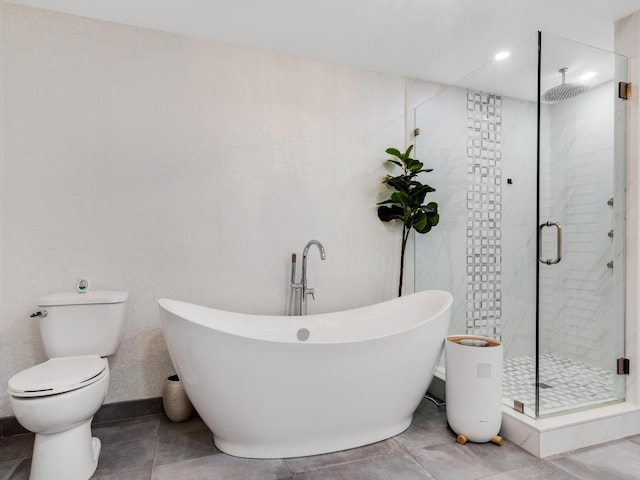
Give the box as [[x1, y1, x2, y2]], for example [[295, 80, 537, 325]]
[[0, 397, 163, 438], [93, 397, 164, 424]]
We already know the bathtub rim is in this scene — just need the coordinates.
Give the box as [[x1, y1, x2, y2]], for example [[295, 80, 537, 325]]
[[158, 289, 453, 346]]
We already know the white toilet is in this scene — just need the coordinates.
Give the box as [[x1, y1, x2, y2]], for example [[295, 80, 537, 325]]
[[7, 290, 128, 480]]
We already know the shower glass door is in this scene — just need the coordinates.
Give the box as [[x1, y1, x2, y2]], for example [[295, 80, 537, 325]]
[[537, 32, 627, 417], [413, 32, 541, 418]]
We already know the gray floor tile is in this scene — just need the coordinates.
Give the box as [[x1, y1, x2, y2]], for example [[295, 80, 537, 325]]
[[464, 438, 540, 474], [93, 414, 161, 446], [0, 460, 20, 480], [409, 442, 496, 480], [91, 465, 152, 479], [549, 439, 640, 480], [5, 459, 29, 480], [150, 454, 292, 480], [481, 463, 580, 480], [93, 437, 156, 476], [292, 452, 435, 480], [284, 438, 405, 474], [409, 439, 540, 480], [394, 406, 453, 451], [0, 434, 33, 462], [153, 415, 218, 467]]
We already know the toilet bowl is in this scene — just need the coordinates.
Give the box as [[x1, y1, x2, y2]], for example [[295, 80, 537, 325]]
[[8, 355, 110, 480]]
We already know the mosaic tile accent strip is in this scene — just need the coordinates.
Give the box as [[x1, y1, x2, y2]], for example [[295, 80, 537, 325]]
[[503, 354, 616, 417], [465, 90, 502, 339]]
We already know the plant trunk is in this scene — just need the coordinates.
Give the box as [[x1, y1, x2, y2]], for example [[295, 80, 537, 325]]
[[398, 224, 410, 297]]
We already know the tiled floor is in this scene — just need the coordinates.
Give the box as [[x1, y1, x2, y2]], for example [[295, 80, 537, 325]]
[[2, 398, 640, 479]]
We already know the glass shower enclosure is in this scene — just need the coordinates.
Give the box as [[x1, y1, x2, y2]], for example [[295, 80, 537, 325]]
[[414, 31, 627, 419]]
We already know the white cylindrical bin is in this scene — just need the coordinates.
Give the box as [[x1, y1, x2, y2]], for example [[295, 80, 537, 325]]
[[445, 335, 503, 446]]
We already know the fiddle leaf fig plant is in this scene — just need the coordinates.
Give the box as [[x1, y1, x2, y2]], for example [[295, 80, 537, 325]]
[[377, 145, 439, 297]]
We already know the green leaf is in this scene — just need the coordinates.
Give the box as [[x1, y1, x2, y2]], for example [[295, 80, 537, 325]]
[[412, 211, 428, 232], [386, 176, 411, 192], [377, 205, 404, 222], [385, 147, 402, 158], [405, 157, 423, 172], [404, 144, 414, 157], [415, 224, 432, 234], [386, 159, 403, 168], [391, 191, 410, 206], [411, 206, 440, 234], [407, 184, 429, 205]]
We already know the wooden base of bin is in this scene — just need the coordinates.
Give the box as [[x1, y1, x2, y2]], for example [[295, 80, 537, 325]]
[[455, 433, 502, 446]]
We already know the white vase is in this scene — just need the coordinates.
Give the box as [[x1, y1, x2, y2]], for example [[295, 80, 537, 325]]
[[162, 374, 194, 422]]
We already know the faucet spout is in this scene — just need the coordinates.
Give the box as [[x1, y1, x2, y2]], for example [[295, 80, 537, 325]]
[[299, 240, 326, 315], [303, 240, 326, 261]]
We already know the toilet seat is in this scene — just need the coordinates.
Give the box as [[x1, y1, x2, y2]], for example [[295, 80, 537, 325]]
[[8, 355, 108, 398]]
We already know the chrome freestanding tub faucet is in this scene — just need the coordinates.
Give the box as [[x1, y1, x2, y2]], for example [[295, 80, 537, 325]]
[[291, 240, 326, 315]]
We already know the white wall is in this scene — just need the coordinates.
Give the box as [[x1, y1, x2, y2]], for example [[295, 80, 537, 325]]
[[0, 4, 408, 417]]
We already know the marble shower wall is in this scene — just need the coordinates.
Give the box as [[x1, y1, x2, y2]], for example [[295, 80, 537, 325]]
[[539, 81, 619, 372]]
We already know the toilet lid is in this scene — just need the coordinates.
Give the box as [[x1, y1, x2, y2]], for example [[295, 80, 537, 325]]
[[8, 355, 108, 398]]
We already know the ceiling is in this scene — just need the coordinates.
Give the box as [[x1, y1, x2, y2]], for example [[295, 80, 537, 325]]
[[5, 0, 640, 97]]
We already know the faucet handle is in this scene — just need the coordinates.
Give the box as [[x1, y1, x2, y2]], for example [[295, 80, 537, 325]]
[[306, 288, 316, 301]]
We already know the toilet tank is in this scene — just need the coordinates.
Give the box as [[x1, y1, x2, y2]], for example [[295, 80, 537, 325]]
[[36, 290, 129, 358]]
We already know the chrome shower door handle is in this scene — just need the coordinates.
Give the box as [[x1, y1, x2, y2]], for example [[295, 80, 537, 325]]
[[538, 221, 562, 265]]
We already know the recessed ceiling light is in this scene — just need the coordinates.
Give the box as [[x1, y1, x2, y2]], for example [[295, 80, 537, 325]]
[[580, 72, 597, 81], [494, 51, 510, 61]]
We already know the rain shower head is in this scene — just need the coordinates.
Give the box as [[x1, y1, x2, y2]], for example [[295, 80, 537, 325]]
[[542, 68, 588, 103]]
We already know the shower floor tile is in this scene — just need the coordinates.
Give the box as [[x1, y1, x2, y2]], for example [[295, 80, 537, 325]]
[[503, 354, 617, 417]]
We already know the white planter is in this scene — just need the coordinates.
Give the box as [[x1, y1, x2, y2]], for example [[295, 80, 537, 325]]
[[162, 374, 194, 422]]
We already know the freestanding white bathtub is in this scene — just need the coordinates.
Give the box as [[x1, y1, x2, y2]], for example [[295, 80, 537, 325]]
[[158, 290, 452, 459]]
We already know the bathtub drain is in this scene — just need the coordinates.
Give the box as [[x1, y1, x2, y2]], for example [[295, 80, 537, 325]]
[[297, 328, 310, 342]]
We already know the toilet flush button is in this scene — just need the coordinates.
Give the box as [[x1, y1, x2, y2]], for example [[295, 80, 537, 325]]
[[76, 278, 90, 293]]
